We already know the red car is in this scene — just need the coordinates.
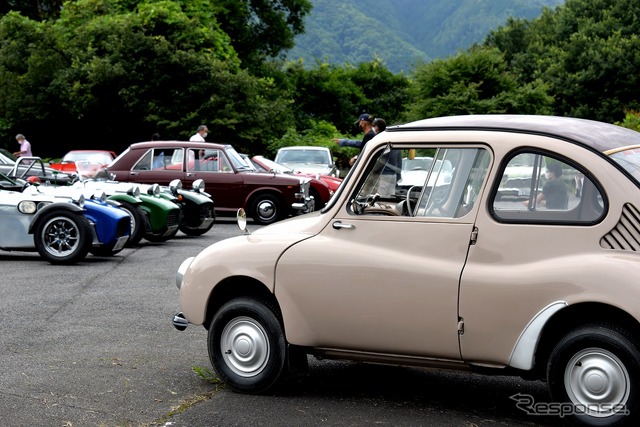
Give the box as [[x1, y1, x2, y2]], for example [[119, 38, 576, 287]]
[[107, 141, 314, 224], [50, 150, 117, 177], [247, 155, 342, 208]]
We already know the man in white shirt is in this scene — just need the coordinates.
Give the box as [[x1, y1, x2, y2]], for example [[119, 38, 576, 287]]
[[190, 125, 209, 141]]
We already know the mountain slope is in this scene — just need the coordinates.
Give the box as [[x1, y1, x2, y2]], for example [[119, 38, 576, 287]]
[[287, 0, 565, 72]]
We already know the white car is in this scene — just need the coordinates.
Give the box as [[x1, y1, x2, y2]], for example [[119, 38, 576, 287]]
[[274, 146, 338, 177]]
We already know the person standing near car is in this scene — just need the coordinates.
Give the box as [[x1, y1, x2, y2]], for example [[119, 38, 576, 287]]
[[373, 118, 401, 197], [190, 125, 209, 142], [13, 134, 33, 158], [334, 113, 376, 165]]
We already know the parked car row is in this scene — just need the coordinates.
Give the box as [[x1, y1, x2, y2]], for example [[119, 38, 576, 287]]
[[0, 171, 130, 264], [106, 141, 316, 224], [0, 157, 216, 264], [2, 140, 339, 264]]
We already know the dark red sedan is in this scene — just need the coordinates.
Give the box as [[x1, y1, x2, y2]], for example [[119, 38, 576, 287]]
[[108, 141, 314, 224], [246, 155, 342, 208]]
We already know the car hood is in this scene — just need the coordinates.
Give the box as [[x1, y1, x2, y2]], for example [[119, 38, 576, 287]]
[[285, 164, 333, 175], [181, 211, 328, 323]]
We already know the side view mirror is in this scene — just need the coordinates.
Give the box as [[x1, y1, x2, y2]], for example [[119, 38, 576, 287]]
[[237, 208, 250, 234]]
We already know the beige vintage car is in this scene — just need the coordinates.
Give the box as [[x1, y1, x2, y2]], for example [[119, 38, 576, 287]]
[[173, 115, 640, 426]]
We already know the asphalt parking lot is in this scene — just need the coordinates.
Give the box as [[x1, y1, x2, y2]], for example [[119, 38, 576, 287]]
[[1, 218, 563, 427]]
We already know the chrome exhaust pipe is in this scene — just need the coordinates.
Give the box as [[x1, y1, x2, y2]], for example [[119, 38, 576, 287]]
[[172, 312, 188, 331]]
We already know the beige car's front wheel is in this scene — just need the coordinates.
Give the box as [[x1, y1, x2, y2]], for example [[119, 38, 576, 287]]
[[547, 323, 640, 426], [208, 297, 287, 394]]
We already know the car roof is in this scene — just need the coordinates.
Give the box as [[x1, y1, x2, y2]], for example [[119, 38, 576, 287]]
[[277, 146, 329, 151], [129, 141, 228, 150], [390, 115, 640, 153]]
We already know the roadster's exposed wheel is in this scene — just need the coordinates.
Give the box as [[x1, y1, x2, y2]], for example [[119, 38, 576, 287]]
[[208, 297, 286, 393], [179, 207, 215, 236], [118, 202, 145, 247], [547, 323, 640, 426], [33, 210, 92, 265], [250, 194, 282, 225], [144, 226, 178, 242]]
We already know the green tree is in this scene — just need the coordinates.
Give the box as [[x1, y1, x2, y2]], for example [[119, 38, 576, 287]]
[[283, 58, 409, 133], [615, 110, 640, 132], [0, 12, 67, 150], [404, 47, 554, 122], [212, 0, 312, 72], [0, 0, 298, 156], [0, 0, 64, 21], [485, 0, 640, 123]]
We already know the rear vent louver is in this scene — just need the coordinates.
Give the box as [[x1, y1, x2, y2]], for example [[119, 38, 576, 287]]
[[600, 203, 640, 251]]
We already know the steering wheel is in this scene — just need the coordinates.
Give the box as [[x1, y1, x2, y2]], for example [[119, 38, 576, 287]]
[[351, 193, 380, 214], [405, 186, 422, 217]]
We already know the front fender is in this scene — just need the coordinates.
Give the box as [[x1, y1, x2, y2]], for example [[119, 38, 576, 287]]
[[179, 233, 305, 326], [28, 202, 85, 234], [82, 200, 131, 245], [108, 193, 141, 205], [137, 194, 181, 232]]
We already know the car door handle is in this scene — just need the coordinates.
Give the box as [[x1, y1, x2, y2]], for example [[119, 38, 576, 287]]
[[332, 221, 355, 230], [129, 172, 139, 176]]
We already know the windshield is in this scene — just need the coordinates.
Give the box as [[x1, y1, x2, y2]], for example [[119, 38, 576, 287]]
[[276, 149, 330, 165], [0, 149, 17, 164], [257, 157, 293, 173], [63, 151, 114, 164], [608, 147, 640, 184], [224, 146, 252, 170]]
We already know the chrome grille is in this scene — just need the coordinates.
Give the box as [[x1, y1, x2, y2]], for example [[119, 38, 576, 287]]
[[600, 203, 640, 251], [166, 209, 181, 227], [116, 218, 130, 238], [199, 204, 214, 220]]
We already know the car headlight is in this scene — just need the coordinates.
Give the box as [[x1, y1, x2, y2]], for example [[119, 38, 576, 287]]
[[192, 179, 205, 192], [169, 179, 182, 193], [94, 191, 108, 203], [147, 184, 160, 196], [18, 200, 37, 214], [127, 186, 141, 198], [72, 194, 86, 208]]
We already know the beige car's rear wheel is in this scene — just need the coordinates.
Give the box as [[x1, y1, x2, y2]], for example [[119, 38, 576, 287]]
[[547, 323, 639, 426]]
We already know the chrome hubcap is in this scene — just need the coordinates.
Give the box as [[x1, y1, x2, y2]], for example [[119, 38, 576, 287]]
[[565, 348, 630, 417], [43, 216, 81, 256], [221, 316, 269, 377], [257, 200, 276, 221]]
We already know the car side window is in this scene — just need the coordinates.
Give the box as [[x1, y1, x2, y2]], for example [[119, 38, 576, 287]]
[[137, 148, 184, 171], [133, 150, 152, 171], [492, 151, 605, 223], [349, 146, 490, 219], [188, 149, 232, 173]]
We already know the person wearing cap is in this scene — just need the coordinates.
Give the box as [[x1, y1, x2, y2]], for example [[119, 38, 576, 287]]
[[334, 113, 376, 149], [334, 113, 376, 165], [189, 125, 209, 142], [13, 134, 33, 158]]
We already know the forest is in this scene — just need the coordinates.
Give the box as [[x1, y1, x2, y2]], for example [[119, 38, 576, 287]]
[[1, 0, 639, 167]]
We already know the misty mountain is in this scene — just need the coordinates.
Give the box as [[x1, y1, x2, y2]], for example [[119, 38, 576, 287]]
[[286, 0, 565, 72]]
